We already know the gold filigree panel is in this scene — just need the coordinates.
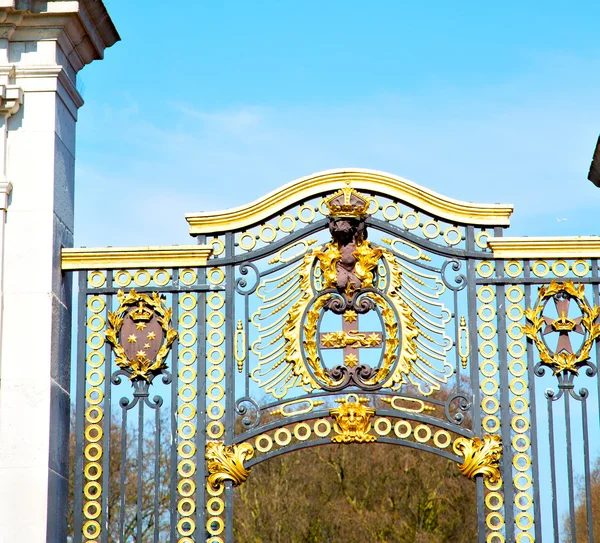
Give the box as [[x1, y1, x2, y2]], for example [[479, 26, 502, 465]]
[[250, 187, 454, 400]]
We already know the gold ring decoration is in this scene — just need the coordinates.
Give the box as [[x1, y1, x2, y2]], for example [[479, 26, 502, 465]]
[[453, 434, 502, 483], [523, 280, 600, 375], [206, 441, 254, 490], [105, 289, 177, 382]]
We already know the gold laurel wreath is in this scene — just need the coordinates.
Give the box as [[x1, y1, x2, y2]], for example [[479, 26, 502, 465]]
[[105, 289, 177, 381]]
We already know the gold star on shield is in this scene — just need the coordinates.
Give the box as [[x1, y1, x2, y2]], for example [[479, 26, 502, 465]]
[[343, 310, 358, 323], [344, 354, 359, 367], [147, 331, 156, 341], [143, 343, 151, 349], [135, 322, 147, 331], [136, 350, 147, 360], [368, 333, 381, 346], [322, 333, 337, 348], [127, 334, 137, 344]]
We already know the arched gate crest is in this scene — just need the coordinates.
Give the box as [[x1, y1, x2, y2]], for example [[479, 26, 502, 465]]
[[65, 169, 600, 542]]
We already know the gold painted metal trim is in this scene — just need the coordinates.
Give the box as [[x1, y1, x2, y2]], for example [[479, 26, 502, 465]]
[[185, 169, 514, 234], [61, 245, 214, 270], [488, 236, 600, 259]]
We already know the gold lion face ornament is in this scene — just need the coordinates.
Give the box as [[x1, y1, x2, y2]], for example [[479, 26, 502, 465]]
[[330, 394, 376, 443]]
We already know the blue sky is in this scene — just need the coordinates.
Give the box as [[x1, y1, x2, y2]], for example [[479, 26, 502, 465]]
[[72, 4, 600, 534], [75, 1, 600, 246]]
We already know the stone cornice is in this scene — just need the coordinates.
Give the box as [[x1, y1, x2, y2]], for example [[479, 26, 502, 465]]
[[62, 246, 215, 270], [0, 0, 120, 71], [14, 65, 83, 117], [487, 236, 600, 259]]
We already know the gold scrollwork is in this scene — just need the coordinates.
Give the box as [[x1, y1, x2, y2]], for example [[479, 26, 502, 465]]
[[251, 185, 451, 398], [453, 434, 502, 483], [105, 289, 177, 381], [330, 394, 376, 443], [523, 280, 600, 374], [206, 441, 254, 490]]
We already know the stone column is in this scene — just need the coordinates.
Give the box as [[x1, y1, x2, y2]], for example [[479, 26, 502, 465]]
[[0, 3, 119, 542]]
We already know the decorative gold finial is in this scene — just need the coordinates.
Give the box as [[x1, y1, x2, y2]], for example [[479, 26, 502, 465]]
[[453, 434, 502, 483], [329, 394, 376, 443], [206, 441, 254, 490]]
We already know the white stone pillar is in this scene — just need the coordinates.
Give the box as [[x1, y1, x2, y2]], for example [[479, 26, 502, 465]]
[[0, 3, 119, 542], [0, 180, 12, 368]]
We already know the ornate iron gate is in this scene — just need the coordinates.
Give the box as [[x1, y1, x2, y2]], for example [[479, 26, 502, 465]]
[[65, 169, 600, 542]]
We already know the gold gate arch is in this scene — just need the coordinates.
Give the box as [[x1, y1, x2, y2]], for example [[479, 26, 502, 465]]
[[65, 168, 600, 542]]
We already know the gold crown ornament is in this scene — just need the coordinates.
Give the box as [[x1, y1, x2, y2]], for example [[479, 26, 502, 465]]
[[324, 186, 371, 218], [129, 301, 154, 322]]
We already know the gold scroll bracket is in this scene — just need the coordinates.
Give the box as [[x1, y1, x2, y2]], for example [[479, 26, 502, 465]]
[[453, 434, 502, 483], [206, 441, 254, 490]]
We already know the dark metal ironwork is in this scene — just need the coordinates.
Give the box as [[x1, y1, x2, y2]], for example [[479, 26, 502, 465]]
[[70, 178, 600, 543]]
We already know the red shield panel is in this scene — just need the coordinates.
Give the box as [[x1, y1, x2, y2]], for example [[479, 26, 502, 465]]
[[120, 306, 165, 364]]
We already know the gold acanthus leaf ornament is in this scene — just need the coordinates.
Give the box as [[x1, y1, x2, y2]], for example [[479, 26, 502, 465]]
[[330, 394, 376, 443], [523, 280, 600, 375], [206, 441, 254, 490], [453, 434, 502, 483], [312, 238, 383, 291]]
